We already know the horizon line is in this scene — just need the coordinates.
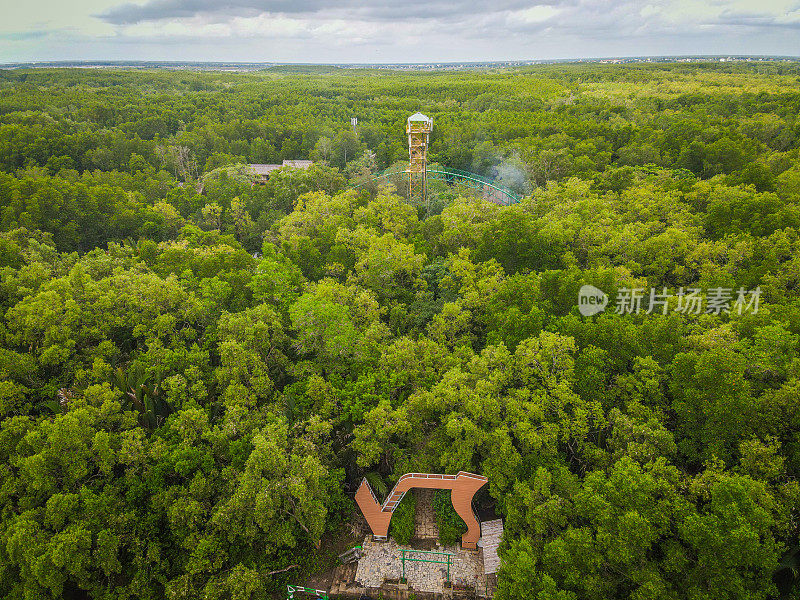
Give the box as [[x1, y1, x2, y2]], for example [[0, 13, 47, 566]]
[[3, 54, 800, 69]]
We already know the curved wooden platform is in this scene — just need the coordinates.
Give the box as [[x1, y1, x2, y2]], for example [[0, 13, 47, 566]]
[[355, 471, 488, 549]]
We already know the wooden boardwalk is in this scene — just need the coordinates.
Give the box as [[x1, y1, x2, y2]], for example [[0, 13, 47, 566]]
[[355, 471, 488, 549], [478, 519, 503, 575]]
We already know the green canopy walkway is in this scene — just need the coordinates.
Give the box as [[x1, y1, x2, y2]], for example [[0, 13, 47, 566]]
[[351, 166, 523, 206]]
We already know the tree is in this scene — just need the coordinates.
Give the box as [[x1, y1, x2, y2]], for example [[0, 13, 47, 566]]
[[497, 458, 781, 600], [332, 130, 362, 169], [289, 279, 389, 376]]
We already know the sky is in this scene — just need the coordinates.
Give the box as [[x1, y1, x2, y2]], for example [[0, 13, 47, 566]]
[[1, 0, 800, 64]]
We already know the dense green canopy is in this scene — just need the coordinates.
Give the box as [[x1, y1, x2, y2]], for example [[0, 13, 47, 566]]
[[0, 62, 798, 599]]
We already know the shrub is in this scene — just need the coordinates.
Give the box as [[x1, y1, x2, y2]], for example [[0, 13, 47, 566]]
[[432, 490, 466, 546], [390, 492, 416, 544]]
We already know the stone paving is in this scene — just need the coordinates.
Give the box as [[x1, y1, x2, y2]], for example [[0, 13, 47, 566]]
[[354, 536, 484, 593], [414, 489, 439, 539]]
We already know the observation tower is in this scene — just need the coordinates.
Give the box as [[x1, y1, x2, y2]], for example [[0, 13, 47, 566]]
[[406, 112, 433, 207], [352, 113, 522, 211]]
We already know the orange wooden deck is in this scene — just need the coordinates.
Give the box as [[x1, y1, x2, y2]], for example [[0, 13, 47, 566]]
[[355, 471, 488, 549]]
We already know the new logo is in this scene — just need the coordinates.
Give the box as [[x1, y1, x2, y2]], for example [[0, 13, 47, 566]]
[[578, 285, 608, 316]]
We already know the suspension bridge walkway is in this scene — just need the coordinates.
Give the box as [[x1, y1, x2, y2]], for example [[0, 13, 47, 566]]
[[351, 166, 523, 206]]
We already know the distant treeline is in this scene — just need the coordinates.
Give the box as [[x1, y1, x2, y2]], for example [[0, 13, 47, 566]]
[[0, 64, 797, 600]]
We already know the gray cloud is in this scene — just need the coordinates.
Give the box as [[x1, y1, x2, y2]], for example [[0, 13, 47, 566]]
[[100, 0, 793, 44], [101, 0, 320, 23], [712, 11, 800, 30], [0, 30, 49, 41], [99, 0, 568, 24], [4, 0, 799, 63]]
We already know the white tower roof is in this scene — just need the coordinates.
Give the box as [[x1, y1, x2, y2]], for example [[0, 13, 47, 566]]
[[408, 112, 431, 123]]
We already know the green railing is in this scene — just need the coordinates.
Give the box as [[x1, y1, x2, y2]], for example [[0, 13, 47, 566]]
[[286, 585, 329, 600], [399, 549, 455, 584], [351, 166, 523, 206]]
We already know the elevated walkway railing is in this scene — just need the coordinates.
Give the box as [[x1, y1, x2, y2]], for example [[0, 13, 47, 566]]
[[351, 167, 523, 205]]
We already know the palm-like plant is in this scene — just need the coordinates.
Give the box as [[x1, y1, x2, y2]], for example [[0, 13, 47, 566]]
[[110, 364, 170, 432], [363, 470, 388, 498], [776, 543, 800, 599]]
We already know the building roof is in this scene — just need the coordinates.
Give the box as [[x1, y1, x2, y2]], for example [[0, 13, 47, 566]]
[[248, 164, 282, 175], [408, 112, 431, 123], [247, 160, 313, 176], [282, 159, 313, 169]]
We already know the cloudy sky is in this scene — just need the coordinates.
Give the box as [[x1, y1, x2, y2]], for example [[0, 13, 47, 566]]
[[1, 0, 799, 63]]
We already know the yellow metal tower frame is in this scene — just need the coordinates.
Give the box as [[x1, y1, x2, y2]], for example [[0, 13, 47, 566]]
[[406, 112, 433, 206]]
